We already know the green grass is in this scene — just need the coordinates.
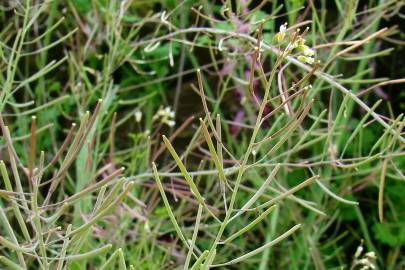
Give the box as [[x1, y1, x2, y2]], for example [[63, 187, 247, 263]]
[[0, 0, 404, 269]]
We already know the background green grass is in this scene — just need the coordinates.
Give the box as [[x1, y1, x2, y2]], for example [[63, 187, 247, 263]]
[[0, 0, 404, 269]]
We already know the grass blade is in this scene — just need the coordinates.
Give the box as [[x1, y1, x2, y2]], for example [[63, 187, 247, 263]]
[[184, 204, 203, 270], [162, 135, 220, 222], [152, 163, 191, 250], [223, 205, 277, 244], [378, 159, 388, 222], [213, 224, 301, 267]]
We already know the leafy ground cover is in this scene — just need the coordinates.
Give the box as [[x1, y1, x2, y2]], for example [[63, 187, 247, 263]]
[[0, 0, 404, 269]]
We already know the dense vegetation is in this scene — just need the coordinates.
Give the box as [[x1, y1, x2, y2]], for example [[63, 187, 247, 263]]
[[0, 0, 404, 269]]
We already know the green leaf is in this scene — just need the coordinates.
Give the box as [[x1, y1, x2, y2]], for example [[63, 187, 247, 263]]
[[373, 222, 405, 247]]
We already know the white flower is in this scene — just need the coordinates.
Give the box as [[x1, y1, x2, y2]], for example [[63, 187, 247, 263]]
[[134, 111, 142, 122], [358, 259, 369, 265], [365, 252, 376, 259], [280, 23, 287, 33], [356, 251, 376, 270], [164, 107, 175, 118], [295, 39, 314, 56], [153, 106, 176, 127], [167, 120, 176, 127]]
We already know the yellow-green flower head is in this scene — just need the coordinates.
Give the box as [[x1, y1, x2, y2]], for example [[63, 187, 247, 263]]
[[297, 44, 314, 56], [297, 55, 315, 65]]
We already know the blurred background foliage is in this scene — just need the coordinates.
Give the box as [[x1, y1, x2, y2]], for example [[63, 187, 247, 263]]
[[0, 0, 404, 269]]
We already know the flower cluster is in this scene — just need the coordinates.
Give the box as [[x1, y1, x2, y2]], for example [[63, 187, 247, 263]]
[[295, 36, 315, 64], [274, 23, 317, 65], [153, 106, 176, 127], [357, 252, 377, 270], [352, 242, 377, 270]]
